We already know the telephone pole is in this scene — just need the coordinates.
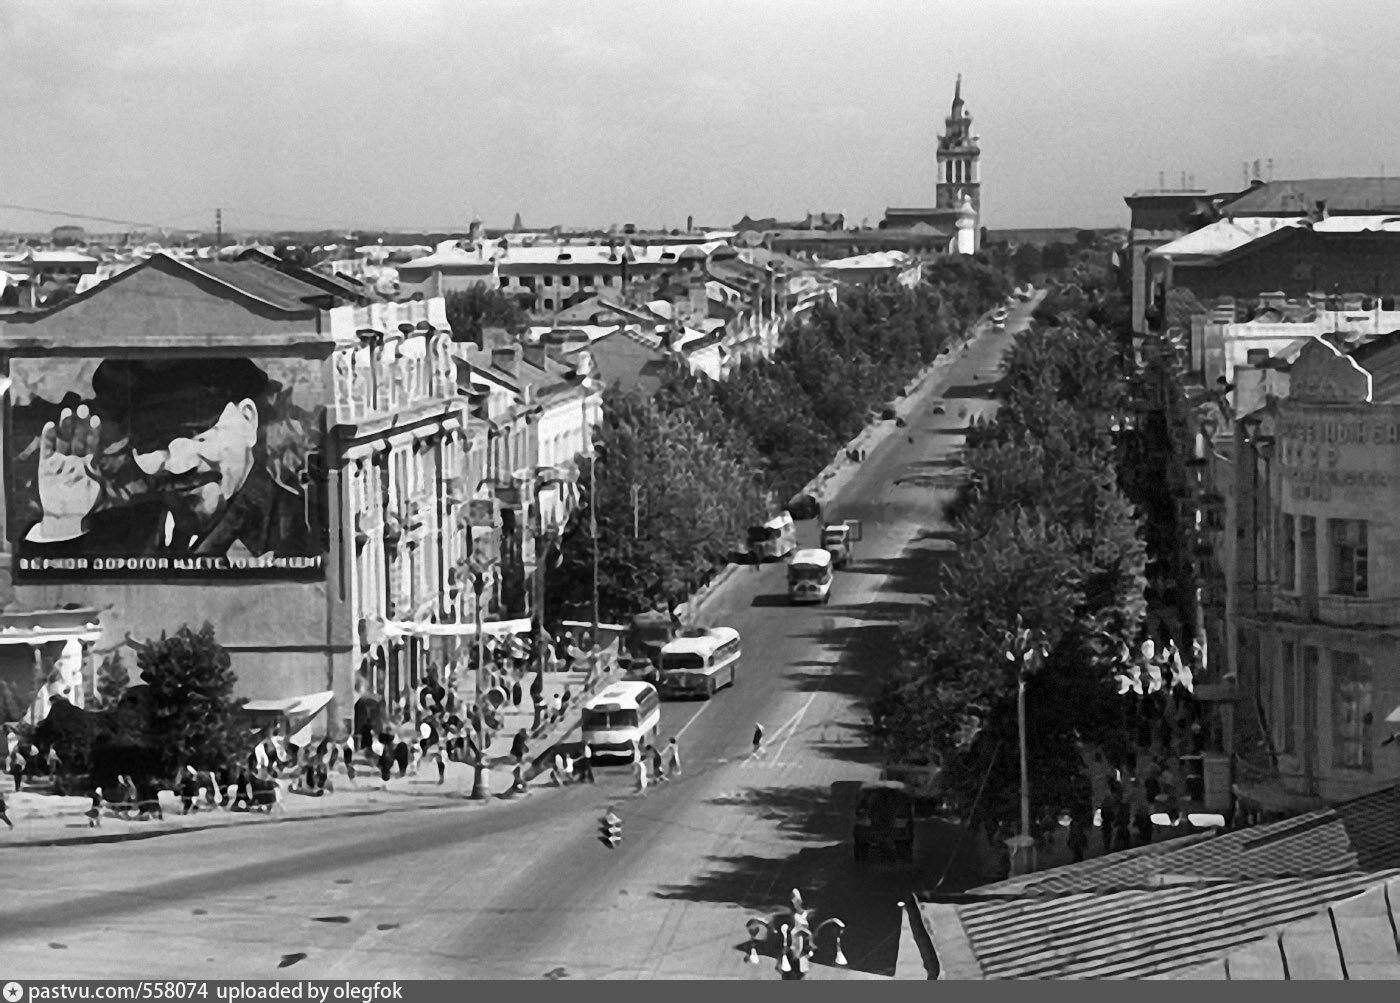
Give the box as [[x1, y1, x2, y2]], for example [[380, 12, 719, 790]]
[[214, 208, 223, 259]]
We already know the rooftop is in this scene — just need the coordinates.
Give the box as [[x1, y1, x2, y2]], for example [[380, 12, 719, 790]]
[[1223, 176, 1400, 215]]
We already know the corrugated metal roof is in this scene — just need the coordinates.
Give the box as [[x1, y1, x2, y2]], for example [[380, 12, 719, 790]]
[[973, 783, 1400, 896], [947, 870, 1399, 979], [1161, 873, 1400, 980]]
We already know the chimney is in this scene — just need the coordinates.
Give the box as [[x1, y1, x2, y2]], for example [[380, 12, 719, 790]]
[[492, 344, 521, 379]]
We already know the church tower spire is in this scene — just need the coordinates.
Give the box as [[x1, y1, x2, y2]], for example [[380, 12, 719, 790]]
[[935, 74, 980, 246]]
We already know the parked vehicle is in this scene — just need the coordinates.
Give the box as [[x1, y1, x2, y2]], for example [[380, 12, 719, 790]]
[[852, 780, 916, 863], [579, 681, 661, 762], [747, 512, 797, 561], [657, 626, 741, 699], [787, 548, 834, 604], [820, 520, 861, 568]]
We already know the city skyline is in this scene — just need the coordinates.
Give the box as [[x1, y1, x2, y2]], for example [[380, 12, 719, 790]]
[[4, 0, 1399, 235]]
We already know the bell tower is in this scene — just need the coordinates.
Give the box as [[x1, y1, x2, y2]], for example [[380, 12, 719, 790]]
[[936, 75, 980, 219]]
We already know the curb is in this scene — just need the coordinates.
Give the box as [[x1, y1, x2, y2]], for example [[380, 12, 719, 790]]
[[800, 320, 987, 506]]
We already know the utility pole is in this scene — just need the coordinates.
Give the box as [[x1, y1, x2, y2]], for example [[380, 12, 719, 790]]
[[215, 208, 223, 259]]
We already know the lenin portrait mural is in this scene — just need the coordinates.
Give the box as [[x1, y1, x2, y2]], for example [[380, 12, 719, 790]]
[[9, 356, 327, 579]]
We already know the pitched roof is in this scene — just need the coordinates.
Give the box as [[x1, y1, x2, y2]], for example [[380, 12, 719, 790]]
[[175, 258, 342, 312], [930, 870, 1399, 979], [1223, 177, 1400, 215], [1163, 872, 1400, 980], [973, 783, 1400, 900]]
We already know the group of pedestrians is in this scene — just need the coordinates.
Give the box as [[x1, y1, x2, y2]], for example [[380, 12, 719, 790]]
[[630, 737, 682, 795]]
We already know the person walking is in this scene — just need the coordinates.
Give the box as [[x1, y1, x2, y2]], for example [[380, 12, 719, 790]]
[[549, 691, 563, 725], [650, 743, 665, 782], [86, 786, 103, 828], [420, 716, 446, 785], [752, 723, 765, 756], [578, 744, 596, 784], [667, 737, 682, 779], [511, 728, 530, 765], [560, 685, 572, 718], [341, 733, 357, 784], [7, 747, 26, 793], [633, 752, 649, 795]]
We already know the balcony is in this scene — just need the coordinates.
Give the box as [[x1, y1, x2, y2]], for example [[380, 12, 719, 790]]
[[1316, 594, 1400, 627]]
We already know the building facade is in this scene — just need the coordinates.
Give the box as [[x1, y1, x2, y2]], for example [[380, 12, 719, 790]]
[[0, 253, 492, 738], [1235, 337, 1400, 804]]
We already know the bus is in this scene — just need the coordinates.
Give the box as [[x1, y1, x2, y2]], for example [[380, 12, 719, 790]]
[[747, 512, 797, 561], [788, 548, 834, 604], [579, 681, 662, 761], [657, 627, 742, 699]]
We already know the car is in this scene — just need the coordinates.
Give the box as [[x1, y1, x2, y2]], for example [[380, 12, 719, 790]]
[[852, 780, 916, 863]]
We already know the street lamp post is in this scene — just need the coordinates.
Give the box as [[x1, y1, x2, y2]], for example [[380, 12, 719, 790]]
[[468, 556, 495, 802], [1005, 616, 1049, 876]]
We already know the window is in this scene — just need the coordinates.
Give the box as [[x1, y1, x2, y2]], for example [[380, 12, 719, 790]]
[[1330, 652, 1373, 771], [1280, 514, 1296, 590], [1281, 640, 1296, 754], [1300, 516, 1317, 593], [520, 276, 535, 290], [1328, 519, 1368, 596], [544, 298, 554, 310], [562, 275, 572, 287]]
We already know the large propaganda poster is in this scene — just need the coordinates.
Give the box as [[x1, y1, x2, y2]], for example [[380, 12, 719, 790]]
[[9, 355, 328, 580]]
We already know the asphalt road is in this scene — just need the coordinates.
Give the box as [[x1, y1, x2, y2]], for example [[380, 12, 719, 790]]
[[0, 302, 1029, 981]]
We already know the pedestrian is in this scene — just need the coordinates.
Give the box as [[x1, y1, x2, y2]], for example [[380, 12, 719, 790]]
[[419, 717, 445, 785], [342, 734, 357, 784], [650, 743, 665, 781], [0, 788, 11, 830], [667, 737, 682, 778], [377, 734, 394, 784], [7, 747, 26, 793], [86, 786, 103, 828], [560, 685, 572, 718], [549, 691, 563, 724], [511, 679, 523, 708], [578, 744, 596, 784], [511, 761, 527, 795], [511, 728, 529, 764], [1067, 815, 1088, 863], [120, 773, 139, 816], [46, 746, 64, 796], [633, 753, 649, 795], [551, 753, 566, 787], [179, 766, 199, 814], [752, 723, 765, 756]]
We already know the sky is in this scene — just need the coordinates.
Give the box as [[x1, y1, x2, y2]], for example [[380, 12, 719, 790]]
[[4, 0, 1400, 236]]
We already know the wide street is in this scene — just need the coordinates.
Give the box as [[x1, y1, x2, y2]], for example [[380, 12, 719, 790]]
[[0, 304, 1029, 981]]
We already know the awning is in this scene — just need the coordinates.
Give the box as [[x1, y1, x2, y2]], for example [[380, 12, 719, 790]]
[[383, 617, 532, 639], [242, 690, 335, 747], [0, 607, 105, 646]]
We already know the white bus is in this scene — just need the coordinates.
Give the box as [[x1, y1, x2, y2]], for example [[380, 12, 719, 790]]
[[580, 681, 662, 761], [788, 548, 834, 604], [657, 627, 742, 699]]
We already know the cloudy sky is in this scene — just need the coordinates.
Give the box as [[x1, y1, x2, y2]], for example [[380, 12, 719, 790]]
[[3, 0, 1396, 234]]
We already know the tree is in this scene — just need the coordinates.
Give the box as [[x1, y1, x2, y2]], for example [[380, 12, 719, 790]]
[[1012, 243, 1042, 285], [95, 652, 131, 709], [445, 285, 527, 344], [136, 622, 246, 776]]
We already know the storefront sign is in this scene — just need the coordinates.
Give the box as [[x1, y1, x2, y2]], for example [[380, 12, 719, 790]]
[[9, 355, 327, 580]]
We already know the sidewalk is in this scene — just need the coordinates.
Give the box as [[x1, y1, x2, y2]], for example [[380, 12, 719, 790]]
[[0, 665, 622, 849]]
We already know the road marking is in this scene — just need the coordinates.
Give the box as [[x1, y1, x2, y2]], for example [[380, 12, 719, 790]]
[[672, 698, 714, 743], [766, 687, 823, 765]]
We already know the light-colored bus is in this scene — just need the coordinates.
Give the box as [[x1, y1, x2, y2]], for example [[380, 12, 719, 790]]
[[747, 512, 798, 561], [788, 548, 834, 604], [657, 626, 742, 699], [580, 681, 662, 761]]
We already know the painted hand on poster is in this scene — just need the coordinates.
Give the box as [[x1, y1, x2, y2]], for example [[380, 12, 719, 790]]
[[30, 405, 104, 542]]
